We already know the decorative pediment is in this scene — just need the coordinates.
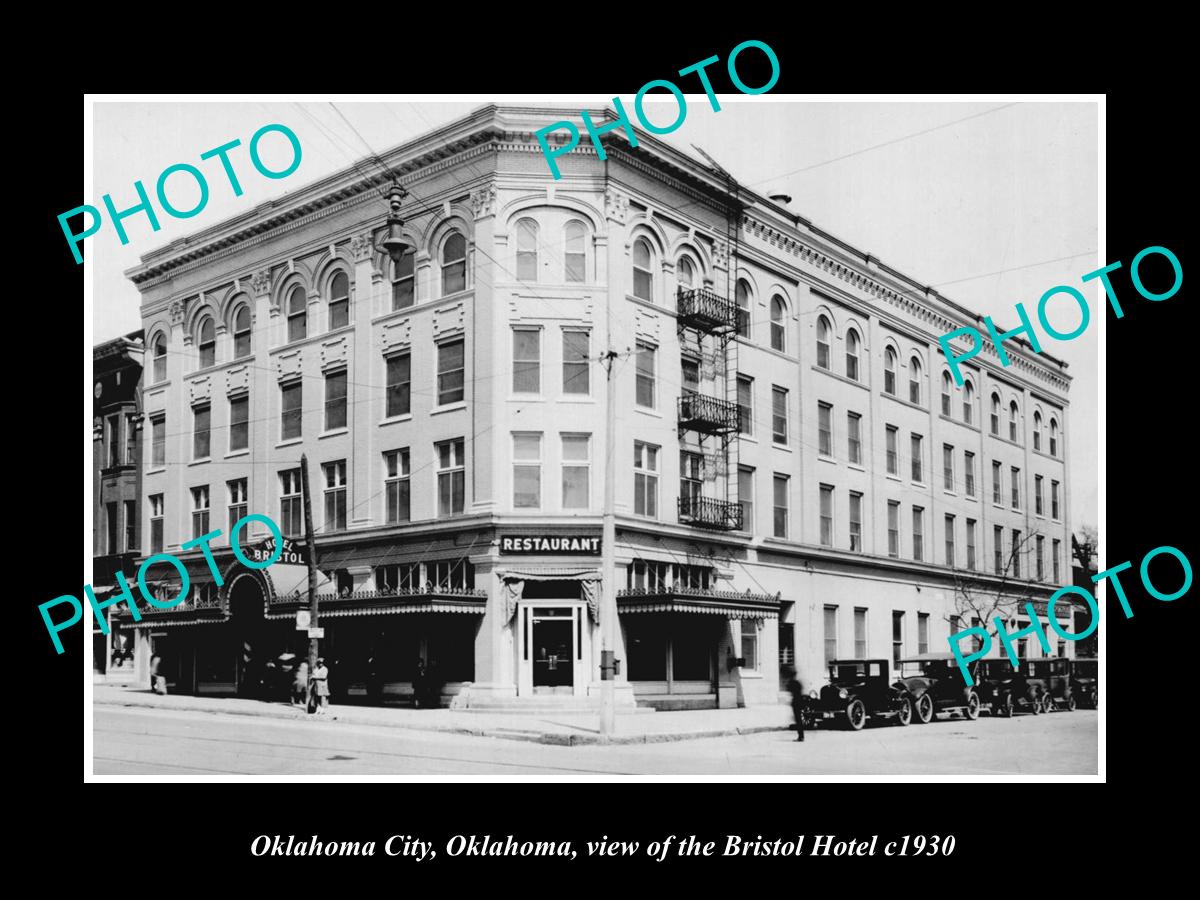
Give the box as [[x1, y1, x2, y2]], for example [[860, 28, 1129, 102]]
[[276, 348, 303, 380], [381, 317, 412, 353], [321, 335, 349, 371], [188, 375, 211, 404], [225, 365, 250, 395]]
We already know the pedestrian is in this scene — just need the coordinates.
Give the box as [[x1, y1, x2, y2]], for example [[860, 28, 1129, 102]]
[[785, 666, 807, 742], [412, 658, 427, 709], [292, 660, 309, 707], [311, 656, 330, 716], [150, 652, 167, 695], [110, 633, 126, 669]]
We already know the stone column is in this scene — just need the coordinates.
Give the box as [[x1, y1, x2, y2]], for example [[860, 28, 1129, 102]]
[[248, 268, 275, 542], [350, 233, 377, 528]]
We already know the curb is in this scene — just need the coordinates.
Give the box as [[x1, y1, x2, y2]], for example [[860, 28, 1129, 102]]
[[94, 695, 792, 746]]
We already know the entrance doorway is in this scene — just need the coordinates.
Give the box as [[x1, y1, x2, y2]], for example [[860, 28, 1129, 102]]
[[531, 609, 574, 694]]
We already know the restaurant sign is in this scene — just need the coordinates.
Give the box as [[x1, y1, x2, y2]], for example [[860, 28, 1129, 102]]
[[499, 535, 601, 555]]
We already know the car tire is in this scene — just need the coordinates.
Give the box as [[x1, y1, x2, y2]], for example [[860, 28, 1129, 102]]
[[965, 691, 980, 720], [1089, 691, 1098, 709], [1067, 695, 1077, 712], [1031, 694, 1042, 714], [1000, 694, 1014, 718], [1043, 695, 1054, 713], [896, 697, 913, 726], [846, 699, 866, 731], [914, 693, 934, 724]]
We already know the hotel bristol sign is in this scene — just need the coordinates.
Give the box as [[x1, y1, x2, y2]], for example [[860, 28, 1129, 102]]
[[499, 535, 601, 555], [245, 535, 310, 567]]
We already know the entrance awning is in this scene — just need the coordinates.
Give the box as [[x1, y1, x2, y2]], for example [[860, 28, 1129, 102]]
[[263, 564, 331, 601], [498, 568, 600, 623], [617, 588, 782, 619]]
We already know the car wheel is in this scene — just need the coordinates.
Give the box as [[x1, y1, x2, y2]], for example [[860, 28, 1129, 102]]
[[1067, 695, 1077, 712], [896, 697, 912, 726], [846, 699, 866, 731], [1043, 695, 1054, 713], [1089, 691, 1098, 709], [1000, 694, 1014, 717], [914, 693, 934, 724], [1031, 694, 1042, 714], [965, 691, 980, 720]]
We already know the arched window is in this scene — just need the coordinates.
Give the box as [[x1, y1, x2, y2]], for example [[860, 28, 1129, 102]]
[[391, 248, 415, 310], [883, 347, 897, 395], [632, 238, 653, 301], [1033, 411, 1043, 451], [197, 316, 215, 368], [845, 330, 860, 381], [816, 316, 831, 369], [328, 271, 349, 330], [909, 356, 922, 405], [152, 333, 167, 383], [516, 218, 538, 282], [940, 372, 952, 416], [678, 256, 695, 290], [442, 231, 467, 295], [564, 221, 586, 283], [735, 279, 751, 337], [963, 381, 974, 424], [233, 304, 251, 359], [990, 393, 1001, 435], [287, 286, 307, 342], [770, 296, 787, 352], [1050, 419, 1059, 457], [1009, 401, 1019, 442]]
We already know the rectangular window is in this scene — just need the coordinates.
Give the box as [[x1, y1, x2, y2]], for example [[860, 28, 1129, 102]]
[[818, 402, 832, 456], [945, 514, 956, 566], [279, 468, 302, 537], [227, 478, 247, 534], [887, 501, 900, 558], [437, 339, 465, 405], [681, 357, 700, 393], [966, 519, 977, 570], [105, 414, 119, 467], [1036, 535, 1045, 580], [384, 448, 411, 523], [193, 404, 211, 460], [324, 370, 347, 431], [943, 443, 955, 491], [386, 353, 411, 418], [124, 414, 137, 465], [633, 441, 659, 517], [1011, 465, 1021, 509], [824, 606, 838, 666], [281, 381, 302, 441], [892, 611, 905, 665], [994, 525, 1004, 574], [738, 466, 754, 532], [123, 499, 137, 552], [849, 491, 863, 551], [737, 376, 753, 436], [323, 460, 347, 531], [229, 395, 248, 452], [740, 620, 759, 672], [1012, 529, 1022, 577], [436, 438, 466, 516], [512, 433, 542, 509], [191, 485, 210, 539], [992, 460, 1002, 504], [854, 608, 867, 657], [912, 506, 924, 561], [819, 483, 834, 547], [964, 451, 976, 497], [918, 613, 930, 655], [561, 434, 591, 509], [910, 433, 923, 482], [1053, 538, 1062, 582], [151, 415, 165, 467], [635, 342, 656, 409], [847, 412, 862, 465], [1051, 480, 1061, 520], [772, 387, 788, 445], [106, 502, 118, 555], [680, 451, 703, 512], [512, 328, 541, 394], [1035, 475, 1044, 515], [886, 425, 898, 475], [149, 494, 164, 554], [773, 474, 789, 538], [562, 330, 590, 395]]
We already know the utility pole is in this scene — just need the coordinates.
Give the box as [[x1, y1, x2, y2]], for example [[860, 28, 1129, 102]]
[[300, 453, 319, 714], [599, 346, 618, 737]]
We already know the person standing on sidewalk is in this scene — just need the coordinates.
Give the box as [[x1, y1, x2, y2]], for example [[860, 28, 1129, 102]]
[[785, 666, 807, 742], [311, 657, 330, 716], [150, 652, 167, 695], [292, 660, 309, 707]]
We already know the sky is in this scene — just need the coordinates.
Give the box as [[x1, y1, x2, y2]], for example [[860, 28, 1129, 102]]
[[90, 98, 1099, 535]]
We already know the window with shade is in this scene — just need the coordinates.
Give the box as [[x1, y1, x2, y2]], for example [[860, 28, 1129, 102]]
[[193, 403, 211, 460], [886, 425, 898, 475], [680, 451, 703, 509], [1034, 411, 1043, 451], [991, 393, 1001, 435], [232, 304, 251, 358], [287, 285, 307, 342], [436, 438, 466, 517], [632, 238, 653, 301], [386, 352, 411, 418], [845, 330, 860, 380], [437, 339, 465, 405], [516, 218, 539, 281], [909, 356, 922, 404], [847, 412, 862, 464], [818, 402, 832, 456], [963, 380, 974, 424], [824, 606, 838, 665], [227, 478, 247, 534], [770, 295, 787, 351], [633, 441, 659, 518], [918, 613, 929, 655], [512, 433, 542, 509], [677, 256, 695, 291], [945, 514, 956, 566], [912, 507, 924, 561], [773, 474, 789, 538], [1049, 419, 1059, 456], [854, 608, 867, 657], [391, 248, 415, 310], [883, 346, 897, 395], [941, 372, 952, 416], [819, 484, 834, 547], [816, 316, 831, 369], [149, 494, 164, 554], [562, 329, 590, 394], [910, 433, 923, 482], [964, 451, 975, 497], [152, 333, 167, 382], [328, 271, 350, 329], [635, 342, 656, 408], [943, 444, 955, 491], [279, 469, 302, 536], [564, 221, 586, 282], [512, 328, 541, 394], [849, 491, 863, 551], [738, 466, 754, 532], [1009, 401, 1019, 442], [151, 415, 165, 467], [966, 519, 977, 569], [887, 501, 900, 557], [191, 485, 210, 538], [281, 381, 302, 440], [324, 370, 347, 431], [384, 448, 411, 524], [740, 620, 760, 671], [735, 279, 751, 337], [737, 375, 753, 435], [561, 434, 590, 509], [442, 232, 467, 294], [323, 461, 347, 531], [229, 394, 248, 452], [892, 611, 905, 665], [197, 316, 215, 368], [772, 387, 788, 445]]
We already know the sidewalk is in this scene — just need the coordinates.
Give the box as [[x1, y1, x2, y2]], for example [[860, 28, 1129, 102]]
[[93, 684, 793, 746]]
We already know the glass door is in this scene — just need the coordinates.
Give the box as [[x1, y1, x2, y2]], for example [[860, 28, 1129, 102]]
[[531, 608, 574, 694]]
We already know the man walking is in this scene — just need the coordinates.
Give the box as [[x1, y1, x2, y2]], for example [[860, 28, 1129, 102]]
[[785, 666, 808, 742]]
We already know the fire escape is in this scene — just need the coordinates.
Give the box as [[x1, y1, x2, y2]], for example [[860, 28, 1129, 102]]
[[675, 172, 743, 530]]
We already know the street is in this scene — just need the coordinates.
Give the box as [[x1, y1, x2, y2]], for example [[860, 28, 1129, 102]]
[[94, 706, 1098, 776]]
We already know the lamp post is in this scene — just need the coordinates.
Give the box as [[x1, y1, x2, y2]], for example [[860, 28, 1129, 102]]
[[381, 182, 410, 266]]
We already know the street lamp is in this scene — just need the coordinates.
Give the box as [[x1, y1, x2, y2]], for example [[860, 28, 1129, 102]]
[[381, 182, 410, 265]]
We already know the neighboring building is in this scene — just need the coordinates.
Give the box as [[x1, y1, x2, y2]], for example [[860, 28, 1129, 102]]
[[114, 105, 1074, 708], [1072, 535, 1099, 658], [92, 331, 144, 674]]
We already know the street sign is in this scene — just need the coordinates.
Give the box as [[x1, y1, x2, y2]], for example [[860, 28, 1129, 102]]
[[307, 627, 325, 638], [295, 610, 311, 630]]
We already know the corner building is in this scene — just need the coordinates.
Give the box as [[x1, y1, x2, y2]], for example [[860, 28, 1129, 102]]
[[121, 105, 1074, 708]]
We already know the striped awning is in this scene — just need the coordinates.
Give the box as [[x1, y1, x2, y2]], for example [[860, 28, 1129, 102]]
[[265, 597, 485, 619], [618, 596, 780, 619], [130, 616, 229, 629]]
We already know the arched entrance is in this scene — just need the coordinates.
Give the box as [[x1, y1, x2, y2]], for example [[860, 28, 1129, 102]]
[[227, 572, 270, 698]]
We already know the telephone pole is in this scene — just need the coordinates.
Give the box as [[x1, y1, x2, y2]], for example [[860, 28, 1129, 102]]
[[300, 453, 320, 714], [599, 346, 618, 737]]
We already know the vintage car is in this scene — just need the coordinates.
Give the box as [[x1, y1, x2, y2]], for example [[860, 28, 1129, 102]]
[[894, 653, 981, 723], [1072, 658, 1099, 708], [806, 659, 913, 731], [1026, 657, 1077, 711], [973, 658, 1044, 717]]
